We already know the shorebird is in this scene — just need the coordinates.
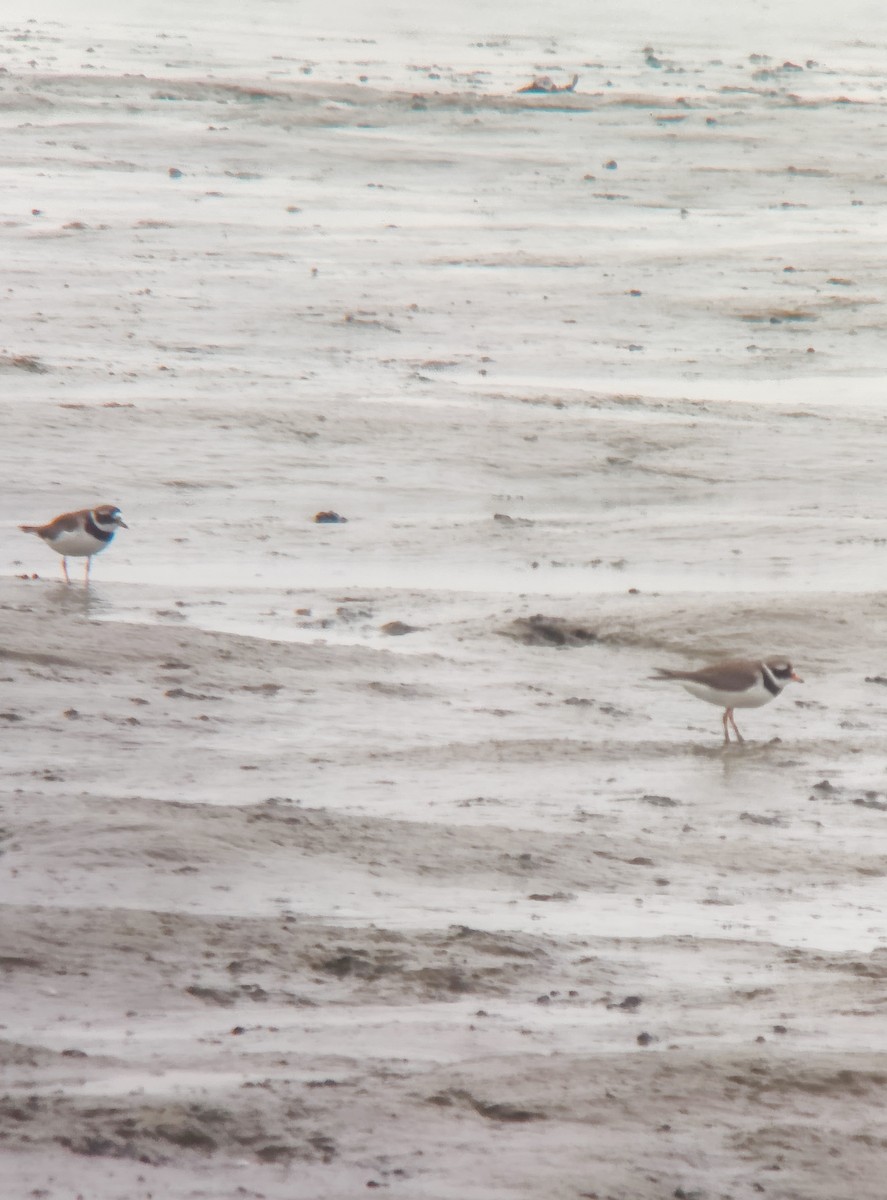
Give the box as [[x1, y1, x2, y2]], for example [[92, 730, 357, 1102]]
[[650, 658, 802, 743], [20, 504, 127, 584]]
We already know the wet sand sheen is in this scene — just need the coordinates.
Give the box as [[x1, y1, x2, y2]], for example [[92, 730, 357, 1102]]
[[3, 2, 887, 1196]]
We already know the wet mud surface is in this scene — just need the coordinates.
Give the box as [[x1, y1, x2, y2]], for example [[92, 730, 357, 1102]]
[[3, 3, 887, 1197]]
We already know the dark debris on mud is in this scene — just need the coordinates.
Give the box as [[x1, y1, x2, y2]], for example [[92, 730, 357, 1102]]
[[0, 1093, 335, 1166], [499, 614, 598, 647]]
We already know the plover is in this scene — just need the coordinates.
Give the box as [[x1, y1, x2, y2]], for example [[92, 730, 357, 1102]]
[[650, 658, 802, 743], [20, 504, 127, 584]]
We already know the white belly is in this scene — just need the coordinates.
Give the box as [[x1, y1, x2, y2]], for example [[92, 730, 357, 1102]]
[[680, 679, 773, 710], [45, 528, 110, 558]]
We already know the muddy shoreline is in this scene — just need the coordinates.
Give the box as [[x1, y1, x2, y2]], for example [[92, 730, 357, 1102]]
[[4, 3, 887, 1195]]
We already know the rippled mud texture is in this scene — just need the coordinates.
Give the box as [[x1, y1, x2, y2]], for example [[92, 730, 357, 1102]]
[[3, 2, 887, 1198]]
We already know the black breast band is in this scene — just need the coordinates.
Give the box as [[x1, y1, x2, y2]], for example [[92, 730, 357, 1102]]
[[761, 666, 781, 697], [85, 514, 114, 543]]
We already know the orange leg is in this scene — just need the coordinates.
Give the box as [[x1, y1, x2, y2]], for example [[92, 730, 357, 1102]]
[[726, 708, 745, 743], [84, 556, 91, 585], [61, 557, 70, 584]]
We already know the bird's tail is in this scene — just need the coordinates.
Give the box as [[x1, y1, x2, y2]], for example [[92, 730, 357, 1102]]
[[19, 524, 40, 534], [649, 667, 680, 681]]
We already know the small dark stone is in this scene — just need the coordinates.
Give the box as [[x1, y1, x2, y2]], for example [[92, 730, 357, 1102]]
[[471, 1097, 546, 1122], [493, 512, 534, 526], [314, 510, 348, 523], [853, 796, 887, 811], [380, 621, 419, 636], [185, 984, 236, 1007]]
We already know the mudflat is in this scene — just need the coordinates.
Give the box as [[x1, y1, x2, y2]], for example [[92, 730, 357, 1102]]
[[3, 3, 887, 1197]]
